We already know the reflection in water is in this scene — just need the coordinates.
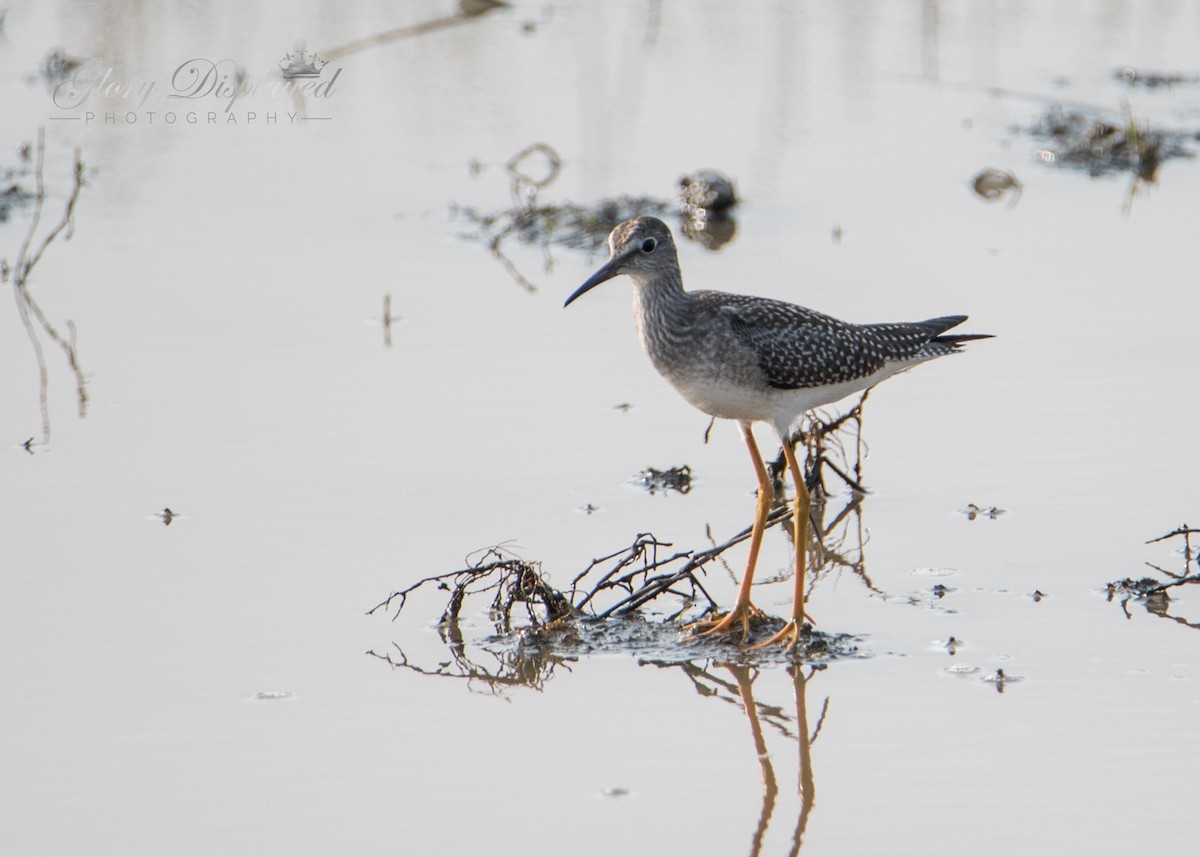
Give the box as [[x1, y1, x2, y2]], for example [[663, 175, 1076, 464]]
[[320, 1, 508, 62], [4, 129, 88, 447], [368, 615, 576, 695], [920, 0, 938, 82], [642, 661, 825, 854], [373, 629, 828, 851], [703, 663, 822, 856]]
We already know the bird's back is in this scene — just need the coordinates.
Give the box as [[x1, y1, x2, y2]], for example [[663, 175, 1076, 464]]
[[694, 291, 974, 391]]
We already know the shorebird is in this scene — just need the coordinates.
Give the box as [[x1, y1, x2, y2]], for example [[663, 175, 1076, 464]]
[[564, 216, 990, 650]]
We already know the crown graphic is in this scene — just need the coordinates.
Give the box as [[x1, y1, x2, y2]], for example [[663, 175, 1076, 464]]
[[279, 48, 327, 79]]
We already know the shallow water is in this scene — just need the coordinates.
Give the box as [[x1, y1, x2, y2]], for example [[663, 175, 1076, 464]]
[[4, 2, 1200, 855]]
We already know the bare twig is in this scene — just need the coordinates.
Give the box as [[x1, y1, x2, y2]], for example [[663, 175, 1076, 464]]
[[7, 128, 88, 445]]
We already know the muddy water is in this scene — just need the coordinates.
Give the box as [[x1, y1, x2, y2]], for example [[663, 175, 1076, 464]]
[[3, 2, 1200, 855]]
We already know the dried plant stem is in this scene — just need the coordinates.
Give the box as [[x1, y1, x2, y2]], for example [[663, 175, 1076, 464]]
[[8, 128, 88, 444]]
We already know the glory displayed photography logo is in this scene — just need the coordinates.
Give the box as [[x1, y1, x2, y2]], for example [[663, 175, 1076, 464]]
[[278, 48, 327, 78], [48, 46, 341, 127]]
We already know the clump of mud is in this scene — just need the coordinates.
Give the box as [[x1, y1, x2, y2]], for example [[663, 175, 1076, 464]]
[[1027, 105, 1196, 178]]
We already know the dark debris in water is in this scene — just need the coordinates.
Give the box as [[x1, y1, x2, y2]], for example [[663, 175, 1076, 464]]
[[1106, 524, 1200, 625], [1113, 66, 1200, 89], [634, 464, 693, 496], [678, 169, 737, 214], [453, 194, 673, 257], [1027, 105, 1196, 179], [961, 502, 1005, 521], [677, 169, 739, 251], [39, 47, 87, 91], [983, 668, 1020, 694], [0, 145, 35, 224], [970, 168, 1022, 207], [454, 144, 742, 290]]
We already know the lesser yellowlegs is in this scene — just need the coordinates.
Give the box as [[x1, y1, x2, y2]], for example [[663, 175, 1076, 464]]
[[564, 216, 991, 650]]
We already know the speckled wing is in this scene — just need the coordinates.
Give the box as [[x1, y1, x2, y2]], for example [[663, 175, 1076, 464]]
[[711, 292, 969, 390]]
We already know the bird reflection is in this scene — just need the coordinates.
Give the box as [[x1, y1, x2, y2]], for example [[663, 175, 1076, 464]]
[[375, 628, 829, 852], [643, 660, 825, 856]]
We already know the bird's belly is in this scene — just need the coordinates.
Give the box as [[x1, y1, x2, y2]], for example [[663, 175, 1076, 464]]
[[669, 374, 776, 421], [665, 364, 908, 432]]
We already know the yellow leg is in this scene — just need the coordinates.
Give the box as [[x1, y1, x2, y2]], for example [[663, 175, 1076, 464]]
[[684, 422, 772, 644], [751, 436, 813, 651]]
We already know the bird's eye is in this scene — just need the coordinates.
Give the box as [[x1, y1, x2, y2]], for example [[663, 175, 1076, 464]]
[[641, 238, 657, 253]]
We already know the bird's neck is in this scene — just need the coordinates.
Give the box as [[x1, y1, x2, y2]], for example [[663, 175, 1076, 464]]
[[632, 271, 692, 365]]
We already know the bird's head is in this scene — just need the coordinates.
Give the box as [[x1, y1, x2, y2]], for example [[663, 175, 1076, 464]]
[[564, 216, 680, 307]]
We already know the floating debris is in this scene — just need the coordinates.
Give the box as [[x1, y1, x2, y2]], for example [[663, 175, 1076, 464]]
[[983, 668, 1020, 693], [39, 48, 87, 90], [454, 194, 672, 254], [961, 503, 1005, 521], [1108, 576, 1167, 600], [634, 465, 693, 496], [970, 168, 1022, 206], [456, 149, 741, 289], [678, 169, 739, 251], [505, 141, 561, 208], [1027, 104, 1195, 179], [909, 567, 958, 578], [1113, 66, 1199, 89], [1105, 525, 1200, 623], [0, 181, 34, 223], [0, 143, 37, 223], [678, 169, 737, 215]]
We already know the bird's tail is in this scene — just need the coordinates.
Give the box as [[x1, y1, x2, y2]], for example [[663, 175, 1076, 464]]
[[933, 332, 995, 348]]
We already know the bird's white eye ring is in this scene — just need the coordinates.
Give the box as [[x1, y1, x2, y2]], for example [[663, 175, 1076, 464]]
[[641, 238, 657, 253]]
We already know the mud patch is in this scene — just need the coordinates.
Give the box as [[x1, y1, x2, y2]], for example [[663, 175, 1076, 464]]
[[1027, 104, 1196, 178]]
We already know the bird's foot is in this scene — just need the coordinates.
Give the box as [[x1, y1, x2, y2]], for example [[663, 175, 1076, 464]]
[[682, 602, 765, 645], [748, 617, 813, 653]]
